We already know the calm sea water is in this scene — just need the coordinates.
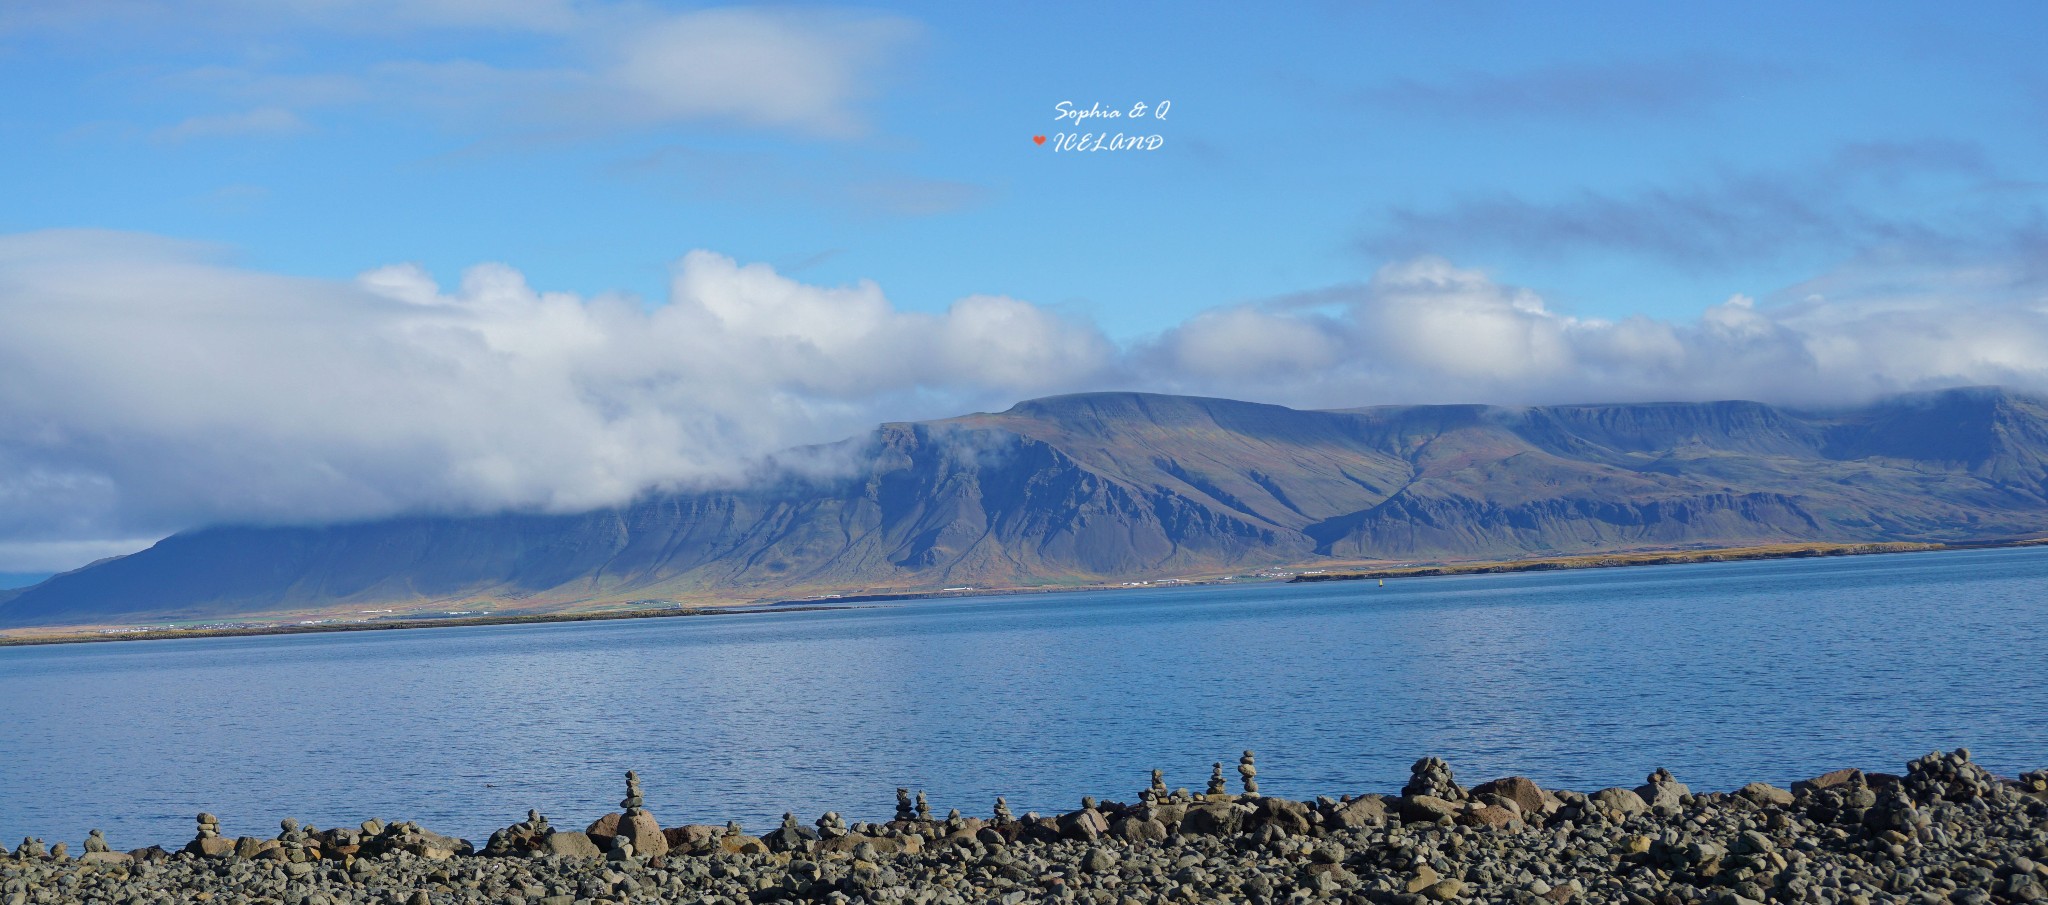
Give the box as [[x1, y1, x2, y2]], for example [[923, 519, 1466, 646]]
[[3, 546, 2046, 850]]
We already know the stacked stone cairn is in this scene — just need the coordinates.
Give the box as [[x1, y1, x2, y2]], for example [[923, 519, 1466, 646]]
[[893, 788, 915, 823], [612, 770, 667, 858], [914, 791, 930, 822], [276, 818, 313, 863], [1147, 768, 1169, 801], [1240, 749, 1260, 797], [82, 829, 109, 854], [763, 813, 816, 853], [183, 813, 233, 858], [992, 796, 1013, 824], [1206, 762, 1230, 798]]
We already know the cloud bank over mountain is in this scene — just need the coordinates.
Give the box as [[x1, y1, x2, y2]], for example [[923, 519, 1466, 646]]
[[3, 228, 2046, 572]]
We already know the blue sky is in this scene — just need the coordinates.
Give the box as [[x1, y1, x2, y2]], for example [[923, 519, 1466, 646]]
[[8, 2, 2042, 332], [2, 1, 2046, 581]]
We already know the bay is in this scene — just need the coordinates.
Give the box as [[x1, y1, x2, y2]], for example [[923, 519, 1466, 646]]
[[2, 545, 2045, 849]]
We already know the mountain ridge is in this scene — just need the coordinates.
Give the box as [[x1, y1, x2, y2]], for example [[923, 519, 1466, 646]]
[[5, 387, 2046, 629]]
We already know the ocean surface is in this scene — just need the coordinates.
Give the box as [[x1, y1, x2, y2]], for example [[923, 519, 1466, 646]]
[[3, 546, 2047, 850]]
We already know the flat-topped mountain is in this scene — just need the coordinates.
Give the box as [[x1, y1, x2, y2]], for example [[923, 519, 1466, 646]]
[[5, 387, 2046, 628]]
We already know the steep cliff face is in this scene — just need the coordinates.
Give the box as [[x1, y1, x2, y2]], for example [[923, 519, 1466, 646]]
[[5, 388, 2047, 628]]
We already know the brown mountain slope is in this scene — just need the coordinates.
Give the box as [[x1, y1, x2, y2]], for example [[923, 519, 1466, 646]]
[[3, 387, 2045, 628]]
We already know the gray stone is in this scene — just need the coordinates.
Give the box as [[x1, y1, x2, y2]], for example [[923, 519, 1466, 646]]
[[1737, 782, 1794, 807], [1589, 787, 1649, 819], [541, 831, 601, 859], [1326, 793, 1389, 829], [1470, 776, 1546, 815], [1398, 794, 1460, 823]]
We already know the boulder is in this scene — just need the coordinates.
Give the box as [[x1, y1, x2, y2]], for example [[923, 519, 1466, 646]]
[[1461, 805, 1519, 829], [541, 831, 601, 859], [815, 835, 872, 855], [1792, 768, 1862, 798], [585, 813, 623, 849], [1736, 782, 1794, 808], [717, 833, 768, 855], [1398, 795, 1460, 824], [79, 851, 133, 867], [1149, 800, 1188, 828], [1082, 847, 1119, 874], [1178, 801, 1244, 836], [1058, 808, 1109, 841], [616, 811, 667, 858], [1637, 781, 1689, 815], [1425, 878, 1465, 901], [763, 825, 815, 854], [664, 825, 720, 855], [1589, 788, 1648, 820], [1016, 816, 1062, 844], [817, 833, 884, 854], [127, 846, 170, 863], [1111, 815, 1168, 842], [1325, 795, 1389, 830], [183, 837, 235, 859], [1245, 797, 1313, 835], [1636, 769, 1690, 816], [1471, 777, 1546, 816]]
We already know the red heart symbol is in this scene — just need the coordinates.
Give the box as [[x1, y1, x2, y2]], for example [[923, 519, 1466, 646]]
[[1032, 135, 1046, 146]]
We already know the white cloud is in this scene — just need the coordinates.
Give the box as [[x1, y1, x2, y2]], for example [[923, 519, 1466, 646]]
[[5, 230, 2048, 573], [1155, 307, 1344, 380], [0, 230, 1112, 560], [1133, 255, 2048, 408], [1362, 256, 1575, 381]]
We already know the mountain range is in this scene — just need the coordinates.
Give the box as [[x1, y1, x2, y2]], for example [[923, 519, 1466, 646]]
[[4, 386, 2046, 629]]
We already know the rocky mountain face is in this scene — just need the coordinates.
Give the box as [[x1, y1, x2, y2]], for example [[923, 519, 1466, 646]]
[[5, 387, 2046, 628]]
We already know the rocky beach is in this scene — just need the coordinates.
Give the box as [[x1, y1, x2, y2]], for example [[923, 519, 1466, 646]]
[[6, 749, 2047, 905]]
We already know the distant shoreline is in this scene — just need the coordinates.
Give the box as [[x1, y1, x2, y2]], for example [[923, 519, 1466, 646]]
[[1288, 537, 2048, 584], [0, 602, 866, 648], [5, 536, 2044, 648]]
